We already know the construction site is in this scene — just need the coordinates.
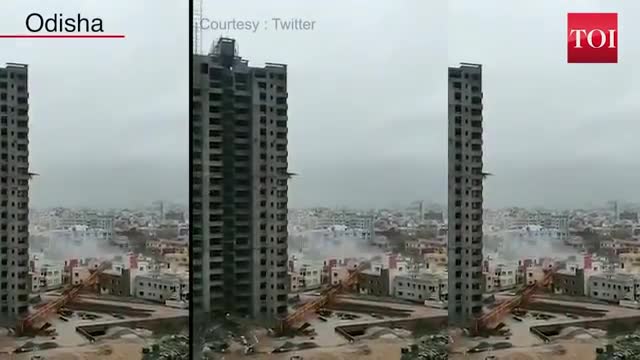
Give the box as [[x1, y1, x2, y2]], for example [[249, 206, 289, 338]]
[[223, 255, 640, 360], [195, 247, 449, 360], [198, 296, 447, 360], [214, 210, 640, 360], [0, 258, 188, 360], [448, 293, 640, 359]]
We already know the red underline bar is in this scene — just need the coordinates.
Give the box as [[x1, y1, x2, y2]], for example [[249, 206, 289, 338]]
[[0, 34, 125, 38]]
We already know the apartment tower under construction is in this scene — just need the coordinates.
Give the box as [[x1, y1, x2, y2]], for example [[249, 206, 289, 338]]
[[0, 63, 30, 322], [191, 38, 289, 324], [447, 63, 484, 327]]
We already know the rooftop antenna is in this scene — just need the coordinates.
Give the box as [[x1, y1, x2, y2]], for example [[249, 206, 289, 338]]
[[193, 0, 203, 54]]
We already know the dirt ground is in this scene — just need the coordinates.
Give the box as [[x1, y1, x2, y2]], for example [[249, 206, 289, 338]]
[[449, 341, 598, 360], [7, 339, 145, 360], [219, 339, 407, 360]]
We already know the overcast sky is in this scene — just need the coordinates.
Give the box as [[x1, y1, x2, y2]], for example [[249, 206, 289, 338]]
[[3, 1, 637, 210], [206, 0, 639, 210], [2, 0, 187, 209], [449, 0, 640, 209], [202, 0, 448, 210]]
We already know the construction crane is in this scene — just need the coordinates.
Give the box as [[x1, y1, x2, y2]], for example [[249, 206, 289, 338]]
[[193, 0, 203, 54], [472, 265, 556, 335], [16, 261, 110, 336], [278, 261, 368, 334]]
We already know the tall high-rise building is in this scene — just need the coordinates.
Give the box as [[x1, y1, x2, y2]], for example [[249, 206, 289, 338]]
[[447, 63, 484, 326], [191, 38, 289, 323], [0, 63, 30, 320]]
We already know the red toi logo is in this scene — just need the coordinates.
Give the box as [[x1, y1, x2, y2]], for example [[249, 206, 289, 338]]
[[567, 13, 618, 63]]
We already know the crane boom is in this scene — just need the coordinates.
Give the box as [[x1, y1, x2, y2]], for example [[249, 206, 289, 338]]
[[473, 265, 555, 334], [17, 261, 110, 335], [279, 262, 368, 334], [193, 0, 203, 54]]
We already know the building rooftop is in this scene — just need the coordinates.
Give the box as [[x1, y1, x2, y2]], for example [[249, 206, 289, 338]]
[[396, 272, 447, 281], [136, 271, 188, 281], [590, 272, 640, 281]]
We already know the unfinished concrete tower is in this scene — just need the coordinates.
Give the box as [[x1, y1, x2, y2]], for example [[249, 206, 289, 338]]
[[192, 38, 289, 324], [447, 63, 484, 327], [0, 63, 30, 321]]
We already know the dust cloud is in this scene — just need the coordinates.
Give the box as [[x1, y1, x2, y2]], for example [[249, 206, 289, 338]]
[[485, 231, 579, 261], [290, 229, 384, 261], [30, 229, 125, 261]]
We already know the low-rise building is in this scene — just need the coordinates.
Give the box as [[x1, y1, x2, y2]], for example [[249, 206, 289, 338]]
[[71, 266, 91, 285], [29, 272, 40, 292], [483, 264, 518, 293], [405, 238, 446, 254], [357, 268, 390, 297], [39, 264, 64, 290], [553, 268, 586, 297], [424, 252, 447, 272], [392, 273, 447, 302], [289, 271, 303, 292], [165, 252, 189, 271], [177, 222, 189, 242], [620, 252, 640, 273], [330, 266, 350, 286], [524, 266, 545, 286], [588, 273, 638, 303], [134, 272, 188, 303], [98, 268, 131, 297], [600, 239, 640, 255], [297, 264, 322, 290]]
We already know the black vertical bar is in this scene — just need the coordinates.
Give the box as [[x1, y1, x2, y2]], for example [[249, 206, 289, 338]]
[[188, 0, 194, 358]]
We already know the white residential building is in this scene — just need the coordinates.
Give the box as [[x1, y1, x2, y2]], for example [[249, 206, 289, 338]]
[[483, 264, 518, 293], [38, 264, 64, 290], [393, 273, 447, 302], [134, 272, 188, 303], [588, 273, 639, 303], [297, 264, 322, 289]]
